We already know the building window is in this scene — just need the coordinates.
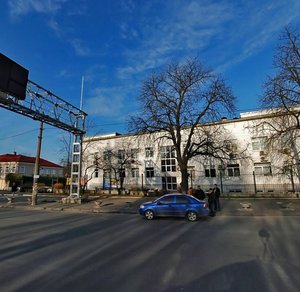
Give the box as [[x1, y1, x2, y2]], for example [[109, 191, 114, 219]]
[[5, 166, 9, 173], [161, 146, 176, 172], [161, 159, 176, 172], [145, 147, 154, 158], [146, 167, 154, 178], [103, 150, 112, 162], [227, 164, 240, 177], [20, 166, 25, 174], [92, 152, 99, 165], [118, 150, 125, 161], [103, 169, 111, 179], [205, 167, 216, 177], [131, 149, 139, 159], [252, 137, 267, 151], [254, 163, 272, 175], [131, 168, 139, 178], [188, 166, 195, 179], [162, 176, 177, 190], [94, 168, 99, 178], [224, 140, 238, 152]]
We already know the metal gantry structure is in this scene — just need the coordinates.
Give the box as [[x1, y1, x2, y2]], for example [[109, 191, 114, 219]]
[[0, 80, 87, 199]]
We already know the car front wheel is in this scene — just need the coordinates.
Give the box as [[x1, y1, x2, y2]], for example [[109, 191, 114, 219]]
[[144, 210, 154, 220], [187, 211, 198, 222]]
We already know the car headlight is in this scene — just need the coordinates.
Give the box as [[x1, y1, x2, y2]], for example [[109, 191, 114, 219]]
[[140, 204, 145, 209]]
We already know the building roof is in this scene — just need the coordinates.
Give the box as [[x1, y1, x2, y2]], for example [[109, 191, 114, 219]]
[[0, 153, 63, 168]]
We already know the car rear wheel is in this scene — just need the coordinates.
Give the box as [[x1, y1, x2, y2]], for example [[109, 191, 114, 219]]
[[187, 211, 198, 222], [144, 210, 154, 220]]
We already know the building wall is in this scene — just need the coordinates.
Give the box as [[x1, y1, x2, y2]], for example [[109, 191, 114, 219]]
[[0, 161, 18, 190], [83, 112, 299, 195], [0, 160, 64, 191]]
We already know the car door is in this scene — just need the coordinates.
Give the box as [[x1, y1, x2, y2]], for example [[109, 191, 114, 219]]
[[155, 195, 175, 216], [173, 195, 190, 217]]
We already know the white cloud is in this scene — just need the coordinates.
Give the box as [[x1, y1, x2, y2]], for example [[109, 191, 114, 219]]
[[8, 0, 68, 16], [68, 38, 91, 56], [56, 69, 70, 78], [120, 22, 139, 40], [84, 87, 125, 117], [116, 0, 300, 78], [121, 0, 135, 13], [47, 18, 61, 34], [47, 19, 92, 57], [116, 0, 234, 78], [216, 0, 300, 71]]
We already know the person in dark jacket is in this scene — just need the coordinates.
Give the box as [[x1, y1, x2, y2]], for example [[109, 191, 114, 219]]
[[194, 185, 205, 200], [213, 184, 221, 211], [207, 188, 216, 216]]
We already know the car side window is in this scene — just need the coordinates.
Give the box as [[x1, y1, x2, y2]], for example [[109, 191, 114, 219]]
[[176, 197, 190, 204], [158, 196, 174, 204]]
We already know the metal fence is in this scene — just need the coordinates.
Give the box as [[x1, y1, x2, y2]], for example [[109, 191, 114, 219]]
[[191, 172, 299, 196], [94, 171, 299, 196]]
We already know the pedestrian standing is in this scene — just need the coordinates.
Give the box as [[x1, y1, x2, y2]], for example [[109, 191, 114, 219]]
[[194, 185, 205, 200], [187, 187, 194, 196], [213, 184, 221, 211], [207, 188, 215, 216]]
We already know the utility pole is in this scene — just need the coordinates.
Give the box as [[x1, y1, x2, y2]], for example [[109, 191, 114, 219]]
[[32, 121, 44, 206]]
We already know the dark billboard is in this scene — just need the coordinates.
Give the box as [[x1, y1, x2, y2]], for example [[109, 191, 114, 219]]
[[0, 53, 29, 100]]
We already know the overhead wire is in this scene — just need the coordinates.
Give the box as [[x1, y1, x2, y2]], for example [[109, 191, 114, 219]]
[[0, 126, 57, 140]]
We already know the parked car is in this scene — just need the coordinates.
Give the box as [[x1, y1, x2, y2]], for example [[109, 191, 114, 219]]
[[37, 186, 53, 193], [139, 193, 209, 222]]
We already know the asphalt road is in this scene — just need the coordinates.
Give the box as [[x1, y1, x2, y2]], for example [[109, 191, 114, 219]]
[[0, 209, 299, 292], [1, 193, 300, 216]]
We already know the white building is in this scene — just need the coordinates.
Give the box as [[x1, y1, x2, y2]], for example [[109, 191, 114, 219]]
[[83, 109, 299, 195]]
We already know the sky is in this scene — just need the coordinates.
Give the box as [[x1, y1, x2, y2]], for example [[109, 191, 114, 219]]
[[1, 0, 300, 164]]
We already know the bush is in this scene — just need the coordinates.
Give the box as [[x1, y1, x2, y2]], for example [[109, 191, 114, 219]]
[[53, 183, 64, 194]]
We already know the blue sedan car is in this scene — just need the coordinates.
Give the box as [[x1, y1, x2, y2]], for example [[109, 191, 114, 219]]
[[139, 194, 209, 222]]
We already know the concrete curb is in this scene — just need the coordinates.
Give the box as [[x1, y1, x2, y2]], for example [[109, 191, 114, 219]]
[[2, 204, 300, 217], [1, 197, 300, 217]]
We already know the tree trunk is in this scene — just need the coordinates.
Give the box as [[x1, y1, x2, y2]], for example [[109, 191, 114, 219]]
[[179, 166, 189, 194]]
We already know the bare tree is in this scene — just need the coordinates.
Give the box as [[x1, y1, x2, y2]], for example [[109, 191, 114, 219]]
[[129, 57, 237, 193], [58, 132, 73, 178], [102, 146, 139, 193], [259, 27, 300, 185], [82, 138, 140, 194], [261, 27, 300, 111]]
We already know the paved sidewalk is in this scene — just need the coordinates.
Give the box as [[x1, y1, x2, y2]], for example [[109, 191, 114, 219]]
[[1, 195, 300, 216]]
